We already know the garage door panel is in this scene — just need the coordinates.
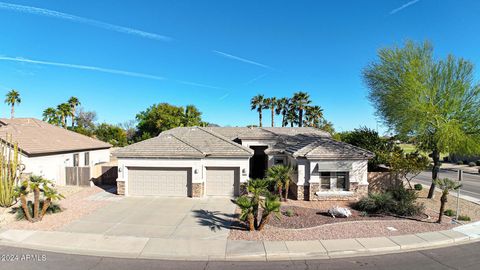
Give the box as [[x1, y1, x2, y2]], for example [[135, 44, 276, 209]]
[[206, 167, 239, 196], [128, 167, 190, 196]]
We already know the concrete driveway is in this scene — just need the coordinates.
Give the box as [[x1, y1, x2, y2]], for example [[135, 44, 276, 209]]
[[60, 197, 238, 240]]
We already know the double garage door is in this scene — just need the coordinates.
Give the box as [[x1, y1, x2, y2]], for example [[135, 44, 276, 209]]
[[127, 167, 239, 196]]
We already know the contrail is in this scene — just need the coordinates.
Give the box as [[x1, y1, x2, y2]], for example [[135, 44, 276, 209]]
[[176, 80, 226, 90], [0, 1, 172, 41], [0, 56, 166, 80], [213, 50, 271, 69], [390, 0, 421, 15]]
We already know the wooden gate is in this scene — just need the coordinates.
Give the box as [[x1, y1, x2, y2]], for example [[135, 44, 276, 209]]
[[66, 167, 91, 186]]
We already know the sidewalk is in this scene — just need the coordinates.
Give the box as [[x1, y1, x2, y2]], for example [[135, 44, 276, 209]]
[[1, 222, 479, 261]]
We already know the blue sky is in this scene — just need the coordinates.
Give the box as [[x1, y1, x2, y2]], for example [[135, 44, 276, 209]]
[[0, 0, 479, 133]]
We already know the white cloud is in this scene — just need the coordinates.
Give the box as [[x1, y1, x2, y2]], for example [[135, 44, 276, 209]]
[[0, 56, 166, 80], [213, 50, 271, 69], [390, 0, 421, 15], [0, 1, 172, 41]]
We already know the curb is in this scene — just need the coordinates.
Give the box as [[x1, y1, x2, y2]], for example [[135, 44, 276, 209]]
[[1, 224, 479, 261]]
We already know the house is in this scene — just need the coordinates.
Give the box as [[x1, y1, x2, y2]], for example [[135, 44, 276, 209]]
[[0, 118, 111, 185], [115, 126, 373, 200]]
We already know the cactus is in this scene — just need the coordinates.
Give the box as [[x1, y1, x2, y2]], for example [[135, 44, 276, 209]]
[[0, 135, 22, 207]]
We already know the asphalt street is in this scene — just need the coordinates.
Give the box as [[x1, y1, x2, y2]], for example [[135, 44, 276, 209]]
[[414, 169, 480, 200], [0, 242, 479, 270]]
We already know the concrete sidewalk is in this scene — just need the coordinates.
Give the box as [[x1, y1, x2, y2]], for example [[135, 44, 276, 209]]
[[1, 221, 480, 261]]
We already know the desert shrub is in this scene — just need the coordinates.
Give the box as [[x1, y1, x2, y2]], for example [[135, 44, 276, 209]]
[[355, 186, 423, 216], [283, 209, 295, 217], [476, 160, 480, 166], [14, 200, 62, 220], [414, 184, 423, 191], [458, 215, 471, 221], [443, 209, 455, 217], [456, 161, 463, 165], [468, 162, 476, 167]]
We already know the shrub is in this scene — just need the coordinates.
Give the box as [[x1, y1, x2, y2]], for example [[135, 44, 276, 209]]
[[456, 161, 463, 165], [414, 184, 423, 191], [463, 160, 469, 165], [283, 209, 295, 217], [476, 160, 480, 166], [355, 186, 423, 216], [13, 200, 62, 220], [443, 209, 455, 217], [458, 215, 471, 221], [468, 162, 476, 167]]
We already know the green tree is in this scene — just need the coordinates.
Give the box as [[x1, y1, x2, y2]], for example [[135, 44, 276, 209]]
[[257, 193, 281, 231], [433, 178, 461, 223], [304, 105, 324, 128], [235, 196, 255, 231], [388, 151, 430, 189], [183, 105, 202, 126], [94, 123, 128, 147], [264, 97, 277, 127], [292, 91, 311, 127], [364, 41, 480, 198], [68, 97, 81, 128], [56, 103, 72, 128], [266, 165, 293, 201], [5, 89, 21, 119], [275, 97, 290, 127], [136, 103, 194, 140], [250, 94, 267, 127], [42, 107, 60, 126]]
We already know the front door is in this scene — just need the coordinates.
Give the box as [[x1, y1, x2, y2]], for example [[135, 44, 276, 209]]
[[249, 146, 268, 179]]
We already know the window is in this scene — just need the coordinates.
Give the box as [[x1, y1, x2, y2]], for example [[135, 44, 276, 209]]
[[73, 153, 79, 167], [336, 172, 349, 190], [320, 172, 330, 189], [84, 152, 90, 166], [274, 156, 286, 165]]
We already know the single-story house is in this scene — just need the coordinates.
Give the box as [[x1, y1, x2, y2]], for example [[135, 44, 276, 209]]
[[0, 118, 111, 185], [115, 126, 373, 200]]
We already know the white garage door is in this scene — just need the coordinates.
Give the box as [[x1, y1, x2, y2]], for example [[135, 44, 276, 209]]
[[206, 167, 239, 196], [128, 167, 190, 196]]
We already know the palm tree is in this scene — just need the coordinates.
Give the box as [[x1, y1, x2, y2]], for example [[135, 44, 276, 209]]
[[434, 178, 461, 223], [257, 193, 281, 231], [29, 175, 44, 221], [68, 97, 80, 128], [42, 107, 60, 125], [235, 196, 255, 231], [275, 98, 289, 127], [264, 97, 277, 127], [286, 101, 298, 127], [292, 91, 311, 127], [5, 90, 21, 118], [247, 179, 269, 228], [57, 103, 72, 128], [14, 181, 33, 222], [40, 184, 64, 220], [304, 105, 324, 127], [183, 105, 202, 126], [250, 94, 267, 127], [266, 165, 293, 201]]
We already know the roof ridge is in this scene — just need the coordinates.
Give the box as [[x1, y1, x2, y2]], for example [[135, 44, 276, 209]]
[[197, 127, 254, 154], [169, 133, 207, 156]]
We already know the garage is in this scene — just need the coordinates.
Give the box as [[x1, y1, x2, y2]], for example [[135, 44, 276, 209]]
[[128, 167, 191, 196], [206, 167, 239, 196]]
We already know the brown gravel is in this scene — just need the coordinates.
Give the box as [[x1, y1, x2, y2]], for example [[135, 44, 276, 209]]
[[4, 186, 110, 231]]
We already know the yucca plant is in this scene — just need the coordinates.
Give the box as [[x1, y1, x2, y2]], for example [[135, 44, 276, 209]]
[[434, 178, 462, 223], [0, 135, 21, 207]]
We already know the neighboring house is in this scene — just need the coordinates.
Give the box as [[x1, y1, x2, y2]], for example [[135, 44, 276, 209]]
[[0, 118, 111, 185], [115, 127, 373, 200]]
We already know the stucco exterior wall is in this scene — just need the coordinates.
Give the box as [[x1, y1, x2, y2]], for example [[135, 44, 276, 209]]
[[21, 148, 110, 185], [117, 157, 250, 197]]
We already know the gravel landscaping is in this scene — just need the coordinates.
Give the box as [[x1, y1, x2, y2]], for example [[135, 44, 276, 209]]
[[1, 185, 112, 231]]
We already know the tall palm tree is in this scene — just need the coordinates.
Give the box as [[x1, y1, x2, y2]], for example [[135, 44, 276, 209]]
[[68, 97, 80, 128], [250, 94, 267, 127], [275, 98, 289, 127], [42, 107, 60, 125], [292, 91, 311, 127], [5, 90, 21, 119], [304, 105, 324, 127], [57, 103, 72, 128], [264, 97, 277, 127], [286, 101, 298, 127]]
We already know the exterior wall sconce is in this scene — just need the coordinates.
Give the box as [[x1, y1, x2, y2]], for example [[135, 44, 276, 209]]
[[194, 169, 199, 174]]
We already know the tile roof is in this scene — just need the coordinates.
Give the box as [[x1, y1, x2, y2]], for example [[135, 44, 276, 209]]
[[0, 118, 111, 156], [115, 126, 373, 160]]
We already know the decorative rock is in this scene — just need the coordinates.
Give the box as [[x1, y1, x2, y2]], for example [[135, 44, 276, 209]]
[[328, 206, 352, 218]]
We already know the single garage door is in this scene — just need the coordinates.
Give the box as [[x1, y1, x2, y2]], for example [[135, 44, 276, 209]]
[[206, 167, 239, 196], [128, 167, 190, 196]]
